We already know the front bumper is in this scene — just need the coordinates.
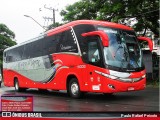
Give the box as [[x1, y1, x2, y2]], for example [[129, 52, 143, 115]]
[[102, 78, 146, 93]]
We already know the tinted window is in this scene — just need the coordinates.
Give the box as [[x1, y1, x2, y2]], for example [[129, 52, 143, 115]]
[[23, 43, 32, 59], [5, 28, 79, 62], [6, 46, 24, 62], [6, 50, 14, 62], [3, 52, 6, 62], [88, 41, 100, 63], [44, 29, 78, 54], [87, 38, 104, 67], [22, 39, 43, 59], [57, 30, 78, 53], [43, 34, 60, 55], [31, 39, 43, 58], [14, 46, 24, 61], [73, 24, 96, 62]]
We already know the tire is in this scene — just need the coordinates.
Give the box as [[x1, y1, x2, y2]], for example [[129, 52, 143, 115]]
[[68, 78, 83, 99], [14, 79, 26, 92]]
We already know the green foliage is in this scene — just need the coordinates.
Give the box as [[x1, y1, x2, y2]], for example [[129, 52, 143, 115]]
[[60, 0, 159, 36], [60, 0, 98, 22], [147, 78, 159, 88], [46, 22, 63, 31], [0, 24, 16, 66]]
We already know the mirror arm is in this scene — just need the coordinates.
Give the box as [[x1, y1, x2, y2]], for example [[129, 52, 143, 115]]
[[81, 31, 109, 47], [138, 37, 153, 51]]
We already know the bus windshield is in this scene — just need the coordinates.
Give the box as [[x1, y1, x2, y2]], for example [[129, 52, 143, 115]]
[[98, 26, 144, 72]]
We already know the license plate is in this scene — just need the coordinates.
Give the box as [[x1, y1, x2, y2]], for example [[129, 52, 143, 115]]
[[92, 85, 100, 90], [128, 87, 134, 91]]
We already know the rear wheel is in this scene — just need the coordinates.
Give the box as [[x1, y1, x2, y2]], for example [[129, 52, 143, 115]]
[[68, 78, 83, 98], [14, 79, 26, 92]]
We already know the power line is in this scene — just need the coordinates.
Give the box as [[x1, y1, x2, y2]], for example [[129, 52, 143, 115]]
[[43, 4, 58, 25], [135, 9, 159, 17], [127, 9, 160, 17]]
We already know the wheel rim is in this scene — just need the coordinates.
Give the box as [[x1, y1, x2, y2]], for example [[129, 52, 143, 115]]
[[71, 82, 79, 95], [15, 81, 19, 90]]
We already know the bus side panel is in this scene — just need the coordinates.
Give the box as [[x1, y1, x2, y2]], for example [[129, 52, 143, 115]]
[[3, 53, 88, 91], [84, 65, 109, 93], [3, 68, 31, 88], [3, 61, 18, 87], [28, 53, 85, 91], [44, 53, 84, 90], [3, 69, 14, 87], [43, 67, 69, 90]]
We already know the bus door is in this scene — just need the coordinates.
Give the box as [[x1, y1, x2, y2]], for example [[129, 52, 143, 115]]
[[85, 38, 104, 92]]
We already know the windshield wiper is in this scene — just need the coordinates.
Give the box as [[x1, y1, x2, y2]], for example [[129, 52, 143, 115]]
[[114, 45, 123, 58]]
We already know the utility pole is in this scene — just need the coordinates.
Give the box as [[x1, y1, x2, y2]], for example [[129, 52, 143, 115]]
[[44, 4, 58, 25]]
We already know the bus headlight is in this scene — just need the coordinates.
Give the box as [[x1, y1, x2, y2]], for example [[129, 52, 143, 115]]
[[95, 70, 145, 82], [133, 78, 141, 81], [142, 74, 146, 78], [101, 72, 118, 79], [119, 78, 132, 82]]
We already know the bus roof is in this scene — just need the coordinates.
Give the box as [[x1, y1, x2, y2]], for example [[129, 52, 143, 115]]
[[4, 34, 45, 52], [4, 20, 133, 51], [47, 20, 133, 36]]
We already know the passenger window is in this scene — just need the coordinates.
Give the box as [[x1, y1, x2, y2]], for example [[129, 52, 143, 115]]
[[23, 44, 31, 59], [57, 30, 78, 53], [3, 52, 6, 62], [43, 36, 57, 55]]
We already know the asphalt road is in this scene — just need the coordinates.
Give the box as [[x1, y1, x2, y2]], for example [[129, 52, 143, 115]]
[[0, 85, 159, 112]]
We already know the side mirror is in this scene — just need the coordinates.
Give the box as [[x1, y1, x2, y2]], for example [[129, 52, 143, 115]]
[[138, 37, 153, 51], [81, 31, 109, 47]]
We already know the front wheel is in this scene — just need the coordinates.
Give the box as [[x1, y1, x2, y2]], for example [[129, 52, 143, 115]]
[[68, 78, 83, 99]]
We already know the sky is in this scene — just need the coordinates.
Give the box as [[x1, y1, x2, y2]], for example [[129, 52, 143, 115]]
[[0, 0, 78, 44]]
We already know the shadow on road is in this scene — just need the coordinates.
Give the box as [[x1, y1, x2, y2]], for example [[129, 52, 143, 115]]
[[4, 88, 143, 102]]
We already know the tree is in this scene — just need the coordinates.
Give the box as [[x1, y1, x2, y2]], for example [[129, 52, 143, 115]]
[[46, 22, 63, 31], [60, 0, 159, 36], [0, 24, 16, 66], [60, 0, 98, 22]]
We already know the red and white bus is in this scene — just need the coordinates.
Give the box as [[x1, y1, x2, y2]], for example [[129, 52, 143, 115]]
[[3, 20, 153, 98]]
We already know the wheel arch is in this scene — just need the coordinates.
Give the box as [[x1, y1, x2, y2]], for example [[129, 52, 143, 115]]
[[66, 74, 80, 91], [13, 77, 18, 86]]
